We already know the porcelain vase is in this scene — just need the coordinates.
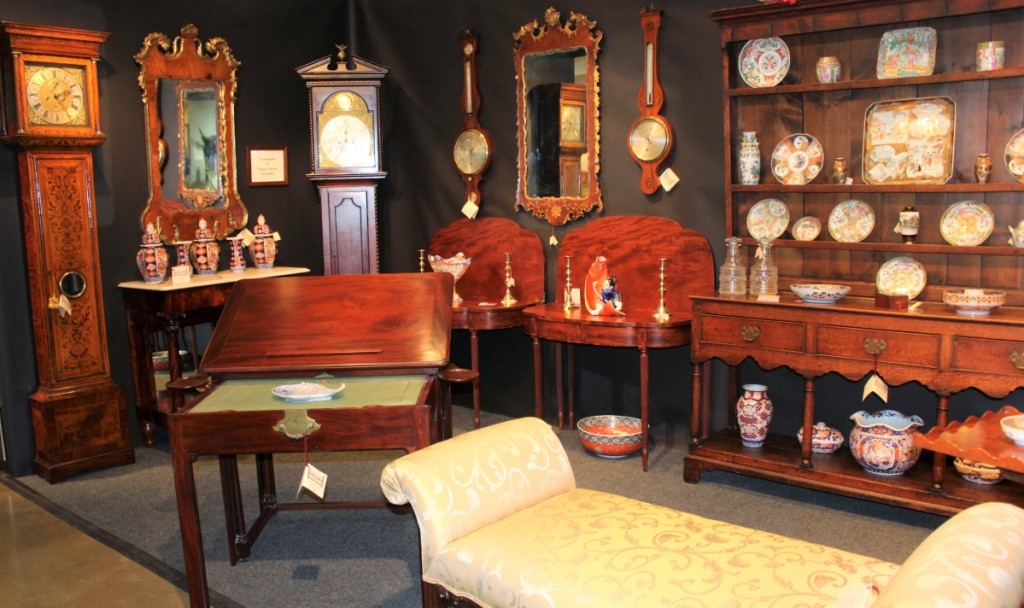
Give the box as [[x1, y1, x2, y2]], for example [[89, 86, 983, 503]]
[[248, 214, 277, 269], [189, 239, 220, 275], [739, 131, 760, 186], [849, 410, 923, 475], [136, 243, 169, 283], [227, 236, 246, 272], [736, 384, 772, 447]]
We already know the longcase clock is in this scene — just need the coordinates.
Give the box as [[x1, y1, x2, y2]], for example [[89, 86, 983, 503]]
[[0, 22, 134, 482], [297, 47, 387, 275], [627, 7, 673, 195]]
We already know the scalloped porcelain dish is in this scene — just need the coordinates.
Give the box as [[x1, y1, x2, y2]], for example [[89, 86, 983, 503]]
[[738, 36, 790, 88], [791, 216, 821, 241], [1001, 415, 1024, 446], [943, 289, 1005, 316], [1006, 128, 1024, 183], [771, 133, 823, 185], [272, 382, 346, 403], [940, 201, 994, 247], [876, 27, 937, 79], [790, 283, 851, 304], [828, 199, 875, 243], [876, 256, 927, 299], [746, 198, 790, 240]]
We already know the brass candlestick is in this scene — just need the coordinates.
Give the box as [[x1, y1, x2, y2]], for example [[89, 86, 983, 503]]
[[418, 249, 425, 272], [563, 255, 577, 311], [501, 252, 518, 307], [654, 257, 671, 322]]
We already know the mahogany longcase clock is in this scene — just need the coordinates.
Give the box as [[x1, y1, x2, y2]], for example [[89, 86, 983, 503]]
[[0, 22, 134, 482], [297, 47, 387, 275]]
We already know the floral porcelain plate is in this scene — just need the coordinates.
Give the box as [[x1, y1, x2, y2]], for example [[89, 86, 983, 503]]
[[1005, 128, 1024, 183], [791, 216, 821, 241], [828, 199, 875, 243], [876, 256, 927, 299], [272, 382, 346, 403], [746, 198, 790, 240], [876, 27, 937, 78], [863, 97, 954, 184], [939, 201, 994, 247], [771, 133, 823, 185], [738, 37, 790, 88]]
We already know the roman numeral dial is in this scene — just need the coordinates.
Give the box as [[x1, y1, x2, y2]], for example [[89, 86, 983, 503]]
[[25, 65, 87, 126]]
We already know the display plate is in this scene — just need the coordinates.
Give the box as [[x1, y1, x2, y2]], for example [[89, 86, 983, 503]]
[[738, 37, 790, 88], [746, 198, 790, 240], [939, 201, 994, 247], [863, 97, 954, 185], [1005, 128, 1024, 183], [828, 199, 875, 243], [771, 133, 823, 185], [876, 27, 937, 79], [876, 256, 927, 299], [791, 216, 821, 241], [272, 382, 346, 403]]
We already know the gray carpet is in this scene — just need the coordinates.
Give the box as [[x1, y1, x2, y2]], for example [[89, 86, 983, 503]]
[[8, 406, 945, 608]]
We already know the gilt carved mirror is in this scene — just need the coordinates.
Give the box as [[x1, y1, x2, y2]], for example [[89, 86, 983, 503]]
[[514, 8, 602, 225], [135, 24, 247, 243]]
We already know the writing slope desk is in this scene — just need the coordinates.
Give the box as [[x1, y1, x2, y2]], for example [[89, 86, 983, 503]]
[[168, 273, 453, 607]]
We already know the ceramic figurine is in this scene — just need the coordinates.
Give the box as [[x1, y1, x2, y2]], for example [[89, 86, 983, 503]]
[[188, 218, 220, 275], [584, 256, 624, 316], [975, 153, 992, 183], [248, 214, 278, 269], [135, 223, 169, 283], [849, 410, 923, 475]]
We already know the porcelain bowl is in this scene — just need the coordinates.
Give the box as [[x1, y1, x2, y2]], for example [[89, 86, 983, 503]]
[[790, 283, 850, 304], [953, 457, 1003, 484], [577, 415, 642, 458], [1001, 414, 1024, 446], [943, 289, 1005, 316]]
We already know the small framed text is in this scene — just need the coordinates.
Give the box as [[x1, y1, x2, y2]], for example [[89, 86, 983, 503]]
[[247, 146, 288, 186]]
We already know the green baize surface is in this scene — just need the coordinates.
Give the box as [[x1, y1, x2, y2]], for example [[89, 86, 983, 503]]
[[189, 375, 428, 413]]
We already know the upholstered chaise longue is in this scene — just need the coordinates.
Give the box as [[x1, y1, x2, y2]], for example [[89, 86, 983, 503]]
[[381, 417, 1024, 608]]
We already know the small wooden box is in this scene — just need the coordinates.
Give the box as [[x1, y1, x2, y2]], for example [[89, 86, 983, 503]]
[[874, 292, 909, 310]]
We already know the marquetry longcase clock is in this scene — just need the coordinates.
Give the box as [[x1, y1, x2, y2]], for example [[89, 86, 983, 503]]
[[0, 22, 134, 482], [297, 48, 387, 275]]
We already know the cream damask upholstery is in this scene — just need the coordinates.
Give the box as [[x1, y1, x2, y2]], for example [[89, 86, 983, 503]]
[[381, 417, 1024, 608]]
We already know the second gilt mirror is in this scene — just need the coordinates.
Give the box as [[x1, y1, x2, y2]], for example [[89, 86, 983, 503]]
[[514, 7, 602, 226]]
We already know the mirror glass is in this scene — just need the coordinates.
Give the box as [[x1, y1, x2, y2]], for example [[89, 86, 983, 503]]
[[135, 25, 246, 243], [514, 8, 602, 225]]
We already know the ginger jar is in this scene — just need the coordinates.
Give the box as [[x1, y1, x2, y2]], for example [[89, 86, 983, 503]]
[[849, 410, 923, 475], [796, 421, 844, 454]]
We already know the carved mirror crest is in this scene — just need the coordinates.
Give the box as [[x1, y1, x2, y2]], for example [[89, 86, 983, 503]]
[[514, 7, 602, 225], [135, 24, 247, 243]]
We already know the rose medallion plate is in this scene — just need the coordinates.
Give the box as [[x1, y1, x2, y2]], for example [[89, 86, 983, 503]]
[[791, 216, 821, 241], [1005, 128, 1024, 183], [738, 37, 790, 88], [876, 27, 937, 79], [939, 201, 994, 247], [863, 97, 954, 185], [272, 382, 346, 403], [828, 199, 875, 243], [746, 198, 790, 240], [876, 256, 927, 299], [771, 133, 823, 185]]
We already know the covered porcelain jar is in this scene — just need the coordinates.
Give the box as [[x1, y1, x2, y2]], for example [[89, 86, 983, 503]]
[[848, 410, 923, 476], [796, 421, 844, 454]]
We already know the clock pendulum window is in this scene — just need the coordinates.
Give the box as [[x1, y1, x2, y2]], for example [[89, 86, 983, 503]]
[[1, 22, 134, 481], [626, 7, 675, 195], [452, 32, 493, 219], [297, 45, 388, 275]]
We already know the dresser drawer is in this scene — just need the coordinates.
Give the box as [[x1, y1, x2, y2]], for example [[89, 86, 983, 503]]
[[699, 314, 805, 353], [952, 337, 1024, 377], [815, 325, 939, 367]]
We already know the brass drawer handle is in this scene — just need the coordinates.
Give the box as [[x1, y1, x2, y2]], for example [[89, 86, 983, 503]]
[[863, 338, 887, 356], [740, 325, 760, 342], [1011, 351, 1024, 370]]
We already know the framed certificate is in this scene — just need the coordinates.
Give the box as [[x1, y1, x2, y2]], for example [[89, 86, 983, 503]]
[[247, 146, 288, 186]]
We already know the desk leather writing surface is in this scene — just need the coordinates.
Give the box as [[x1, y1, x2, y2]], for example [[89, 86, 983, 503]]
[[189, 376, 428, 413]]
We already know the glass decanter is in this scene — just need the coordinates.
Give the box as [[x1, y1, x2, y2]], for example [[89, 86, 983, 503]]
[[718, 236, 746, 296], [748, 238, 778, 296]]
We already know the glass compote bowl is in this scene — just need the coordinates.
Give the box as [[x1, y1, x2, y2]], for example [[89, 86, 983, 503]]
[[428, 252, 472, 306]]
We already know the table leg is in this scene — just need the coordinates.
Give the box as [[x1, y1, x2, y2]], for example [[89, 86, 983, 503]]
[[567, 344, 576, 429], [555, 343, 564, 430], [170, 445, 210, 607], [701, 361, 712, 440], [125, 308, 158, 447], [639, 346, 649, 472], [220, 455, 249, 564], [532, 335, 543, 420], [801, 377, 815, 468], [469, 328, 481, 429], [931, 393, 950, 491], [690, 361, 704, 447]]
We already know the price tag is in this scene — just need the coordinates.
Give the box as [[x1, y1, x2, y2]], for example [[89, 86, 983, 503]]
[[461, 198, 479, 219], [659, 167, 679, 192], [57, 294, 73, 318], [237, 228, 256, 247], [272, 231, 282, 241], [297, 462, 328, 501], [862, 373, 889, 402]]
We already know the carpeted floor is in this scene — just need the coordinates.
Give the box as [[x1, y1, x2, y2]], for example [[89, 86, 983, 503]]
[[9, 406, 945, 608]]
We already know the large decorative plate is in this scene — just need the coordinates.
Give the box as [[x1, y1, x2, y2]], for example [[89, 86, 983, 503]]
[[828, 199, 875, 243], [939, 201, 994, 247], [876, 27, 937, 79], [746, 198, 790, 240], [738, 37, 790, 88], [771, 133, 823, 185], [863, 97, 954, 185], [272, 382, 346, 403], [791, 216, 821, 241], [1005, 128, 1024, 183], [876, 256, 927, 299]]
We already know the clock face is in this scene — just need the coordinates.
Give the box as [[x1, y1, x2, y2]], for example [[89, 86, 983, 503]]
[[560, 104, 584, 145], [319, 114, 375, 168], [628, 116, 671, 162], [25, 64, 87, 126], [453, 129, 490, 176]]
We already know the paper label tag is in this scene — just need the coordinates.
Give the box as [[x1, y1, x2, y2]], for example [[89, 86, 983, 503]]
[[570, 288, 581, 307], [272, 231, 282, 241], [461, 199, 479, 219], [549, 234, 559, 246], [862, 373, 889, 402], [297, 463, 327, 501], [58, 294, 73, 318], [171, 265, 192, 284], [237, 228, 256, 247], [756, 294, 780, 303], [659, 167, 680, 192]]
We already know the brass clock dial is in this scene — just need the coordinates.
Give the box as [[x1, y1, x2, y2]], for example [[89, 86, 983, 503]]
[[628, 116, 671, 162], [453, 128, 490, 176], [316, 91, 375, 169], [25, 64, 87, 126]]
